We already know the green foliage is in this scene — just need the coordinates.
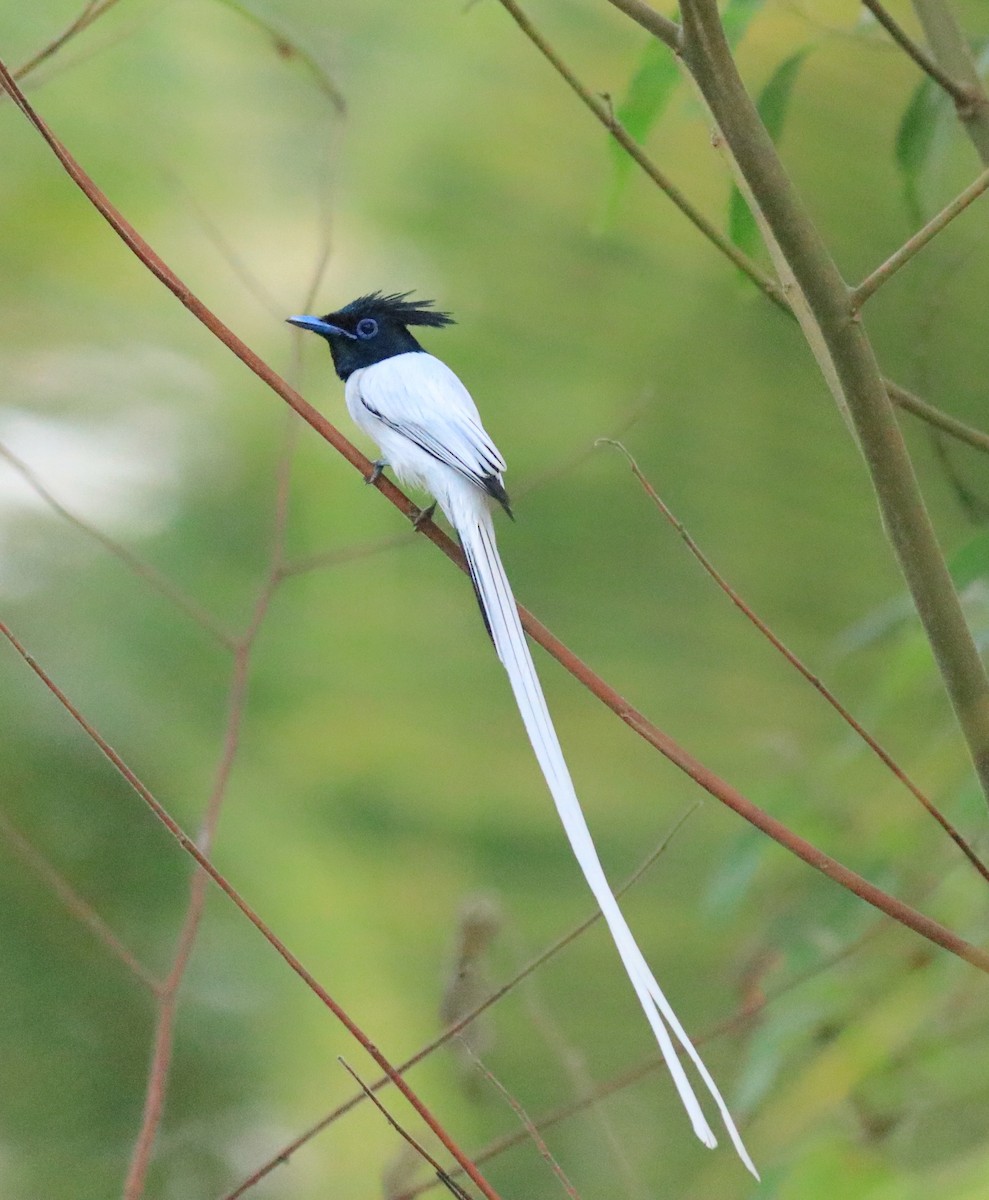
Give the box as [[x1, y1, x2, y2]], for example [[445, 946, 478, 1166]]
[[2, 2, 989, 1198]]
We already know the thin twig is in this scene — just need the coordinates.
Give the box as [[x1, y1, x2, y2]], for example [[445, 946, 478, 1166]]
[[493, 0, 786, 308], [0, 440, 235, 649], [1, 55, 986, 974], [0, 806, 162, 993], [221, 808, 699, 1198], [599, 439, 989, 884], [603, 0, 682, 51], [886, 380, 989, 455], [860, 0, 972, 104], [121, 428, 296, 1199], [338, 1059, 475, 1200], [0, 620, 503, 1200], [12, 0, 119, 81], [458, 1041, 582, 1200], [852, 165, 989, 307], [404, 922, 897, 1199]]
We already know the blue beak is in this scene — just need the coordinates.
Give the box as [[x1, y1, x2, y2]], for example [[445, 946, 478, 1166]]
[[286, 315, 356, 339]]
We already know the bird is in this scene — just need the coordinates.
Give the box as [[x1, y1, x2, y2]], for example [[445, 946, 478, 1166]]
[[287, 292, 758, 1177]]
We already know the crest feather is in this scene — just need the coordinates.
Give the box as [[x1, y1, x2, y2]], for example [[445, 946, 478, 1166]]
[[336, 290, 455, 329]]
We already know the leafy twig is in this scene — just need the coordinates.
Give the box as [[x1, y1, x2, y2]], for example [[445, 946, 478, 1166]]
[[910, 0, 989, 162]]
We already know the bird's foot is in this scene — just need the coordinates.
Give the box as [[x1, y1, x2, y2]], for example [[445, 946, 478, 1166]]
[[412, 502, 437, 531], [365, 460, 387, 486]]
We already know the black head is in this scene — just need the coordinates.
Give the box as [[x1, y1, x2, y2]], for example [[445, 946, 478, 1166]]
[[287, 291, 455, 380]]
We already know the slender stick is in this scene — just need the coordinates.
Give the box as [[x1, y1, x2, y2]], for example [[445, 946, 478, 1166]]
[[852, 165, 989, 307], [494, 0, 786, 308], [0, 57, 986, 971], [222, 811, 699, 1198], [338, 1059, 475, 1200], [599, 439, 989, 884], [860, 0, 971, 104], [886, 379, 989, 454], [0, 806, 162, 993], [679, 0, 989, 810], [0, 621, 503, 1200]]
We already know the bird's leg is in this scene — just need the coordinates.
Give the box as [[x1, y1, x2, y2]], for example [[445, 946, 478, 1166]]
[[366, 459, 387, 486], [412, 502, 437, 530]]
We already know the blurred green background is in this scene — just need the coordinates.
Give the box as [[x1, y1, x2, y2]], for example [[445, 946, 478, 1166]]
[[2, 1, 989, 1197]]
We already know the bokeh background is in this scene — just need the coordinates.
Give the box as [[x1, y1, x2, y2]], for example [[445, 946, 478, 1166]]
[[3, 1, 989, 1197]]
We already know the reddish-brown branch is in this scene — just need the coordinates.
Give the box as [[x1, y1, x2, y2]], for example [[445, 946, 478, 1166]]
[[0, 805, 162, 993], [0, 621, 501, 1200], [0, 55, 986, 976], [600, 439, 989, 884], [221, 813, 697, 1197], [0, 440, 234, 648]]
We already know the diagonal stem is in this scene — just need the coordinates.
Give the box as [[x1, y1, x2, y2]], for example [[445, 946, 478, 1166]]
[[678, 0, 989, 811], [861, 0, 972, 104], [852, 165, 989, 307]]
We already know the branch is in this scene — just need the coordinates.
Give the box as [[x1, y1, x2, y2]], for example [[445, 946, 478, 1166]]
[[223, 811, 698, 1197], [852, 164, 989, 307], [860, 0, 972, 104], [910, 0, 989, 164], [0, 620, 503, 1200], [122, 435, 295, 1199], [495, 0, 989, 456], [2, 55, 987, 972], [678, 0, 989, 810], [494, 0, 786, 307], [603, 0, 682, 51], [0, 806, 161, 992], [886, 379, 989, 455], [598, 440, 989, 884], [0, 440, 234, 648]]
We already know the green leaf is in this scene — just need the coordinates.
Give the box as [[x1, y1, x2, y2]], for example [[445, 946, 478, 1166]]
[[721, 0, 765, 49], [727, 49, 809, 257], [894, 77, 947, 226], [603, 37, 681, 223], [949, 529, 989, 591]]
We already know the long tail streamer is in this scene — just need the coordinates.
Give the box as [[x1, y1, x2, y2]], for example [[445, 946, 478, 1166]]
[[460, 510, 758, 1179]]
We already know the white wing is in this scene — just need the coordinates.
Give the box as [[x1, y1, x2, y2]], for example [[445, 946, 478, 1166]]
[[349, 352, 508, 506]]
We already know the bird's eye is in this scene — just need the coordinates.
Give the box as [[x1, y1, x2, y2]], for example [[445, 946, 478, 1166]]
[[356, 318, 378, 339]]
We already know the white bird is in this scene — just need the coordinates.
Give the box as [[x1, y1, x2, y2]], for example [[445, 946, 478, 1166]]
[[288, 292, 758, 1178]]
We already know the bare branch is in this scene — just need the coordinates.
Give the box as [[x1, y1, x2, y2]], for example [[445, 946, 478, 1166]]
[[603, 0, 682, 51], [222, 810, 699, 1197], [679, 0, 989, 809], [852, 165, 989, 307], [0, 622, 503, 1200], [860, 0, 972, 105], [0, 806, 161, 993], [599, 439, 989, 884]]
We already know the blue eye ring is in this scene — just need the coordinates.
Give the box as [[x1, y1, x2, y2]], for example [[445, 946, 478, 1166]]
[[356, 318, 378, 339]]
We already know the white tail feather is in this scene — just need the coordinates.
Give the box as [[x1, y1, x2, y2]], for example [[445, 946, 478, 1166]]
[[460, 511, 758, 1179]]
